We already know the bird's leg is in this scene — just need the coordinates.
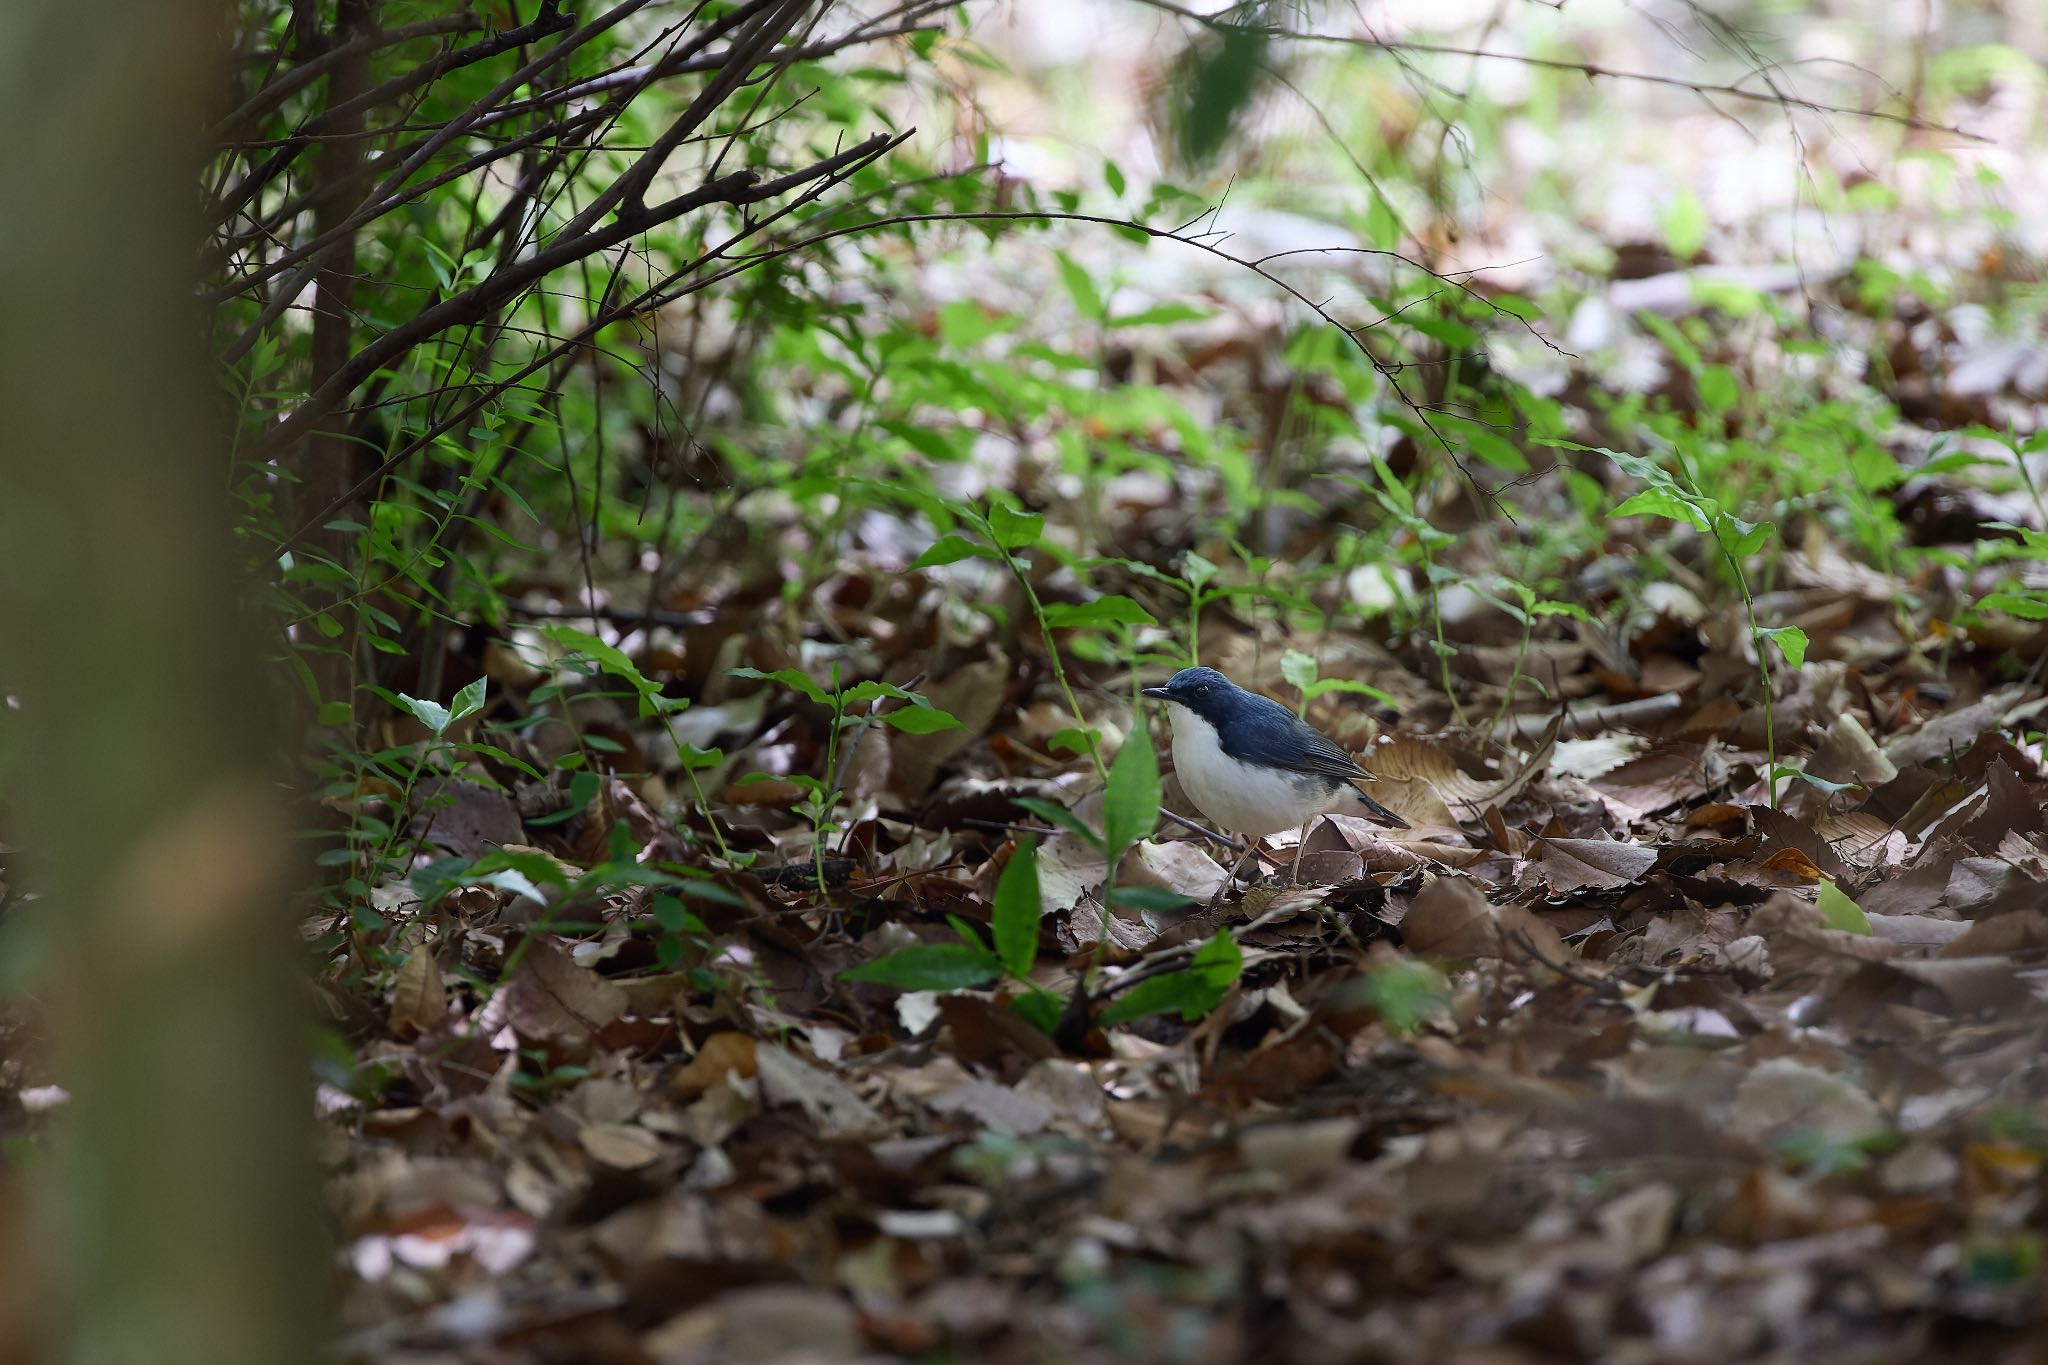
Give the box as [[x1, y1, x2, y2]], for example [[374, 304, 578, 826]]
[[1209, 835, 1258, 909], [1290, 819, 1310, 885]]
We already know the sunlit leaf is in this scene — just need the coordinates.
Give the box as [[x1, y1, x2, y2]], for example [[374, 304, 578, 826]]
[[1817, 880, 1872, 936], [881, 705, 961, 734]]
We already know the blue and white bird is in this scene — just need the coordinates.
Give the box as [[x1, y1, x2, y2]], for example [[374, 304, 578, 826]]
[[1142, 667, 1407, 886]]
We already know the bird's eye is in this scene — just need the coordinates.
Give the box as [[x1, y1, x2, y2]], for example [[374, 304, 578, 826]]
[[1196, 683, 1211, 694]]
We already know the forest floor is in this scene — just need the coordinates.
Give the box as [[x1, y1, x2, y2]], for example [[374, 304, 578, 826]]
[[303, 10, 2048, 1362]]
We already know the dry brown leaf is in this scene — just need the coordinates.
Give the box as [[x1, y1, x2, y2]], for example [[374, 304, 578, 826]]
[[926, 1079, 1050, 1136], [1526, 837, 1657, 891], [893, 654, 1009, 798], [1117, 837, 1227, 905], [389, 944, 448, 1038], [502, 938, 627, 1044], [1370, 716, 1558, 823], [1729, 1058, 1883, 1146], [1399, 875, 1498, 957], [1590, 742, 1710, 822], [579, 1122, 667, 1170], [1758, 847, 1824, 880], [755, 1043, 885, 1139], [672, 1031, 759, 1099]]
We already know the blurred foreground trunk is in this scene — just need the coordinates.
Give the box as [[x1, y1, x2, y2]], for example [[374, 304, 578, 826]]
[[0, 2, 324, 1362]]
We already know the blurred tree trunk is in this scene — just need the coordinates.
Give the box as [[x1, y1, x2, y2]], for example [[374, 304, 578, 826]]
[[300, 0, 378, 724], [0, 1, 325, 1363]]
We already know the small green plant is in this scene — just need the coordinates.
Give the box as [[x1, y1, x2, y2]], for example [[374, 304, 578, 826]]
[[914, 497, 1112, 774], [336, 677, 493, 928], [535, 625, 740, 864], [842, 726, 1243, 1032], [1565, 442, 1805, 806], [730, 664, 960, 892], [1281, 648, 1396, 718]]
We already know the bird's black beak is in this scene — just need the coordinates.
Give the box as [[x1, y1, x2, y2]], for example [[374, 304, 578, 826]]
[[1140, 686, 1172, 701]]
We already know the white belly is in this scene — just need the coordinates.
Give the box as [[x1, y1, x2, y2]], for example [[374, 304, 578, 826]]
[[1167, 706, 1342, 838]]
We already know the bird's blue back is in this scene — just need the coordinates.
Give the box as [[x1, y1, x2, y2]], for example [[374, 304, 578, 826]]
[[1162, 669, 1370, 782]]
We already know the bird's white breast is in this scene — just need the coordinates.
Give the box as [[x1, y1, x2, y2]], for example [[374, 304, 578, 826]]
[[1163, 702, 1343, 838]]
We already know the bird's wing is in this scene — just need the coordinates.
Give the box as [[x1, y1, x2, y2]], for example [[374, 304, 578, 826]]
[[1223, 694, 1377, 783], [1287, 726, 1378, 782]]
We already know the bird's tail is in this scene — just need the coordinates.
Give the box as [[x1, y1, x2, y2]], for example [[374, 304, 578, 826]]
[[1351, 785, 1411, 830]]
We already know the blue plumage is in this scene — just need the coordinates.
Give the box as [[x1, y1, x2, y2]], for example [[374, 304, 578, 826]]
[[1142, 666, 1409, 835]]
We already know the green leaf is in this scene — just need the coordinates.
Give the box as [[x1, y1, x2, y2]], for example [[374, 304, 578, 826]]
[[1101, 732, 1161, 855], [1817, 880, 1872, 936], [1040, 595, 1157, 629], [987, 502, 1043, 550], [881, 705, 962, 734], [1660, 186, 1708, 260], [463, 742, 543, 778], [542, 624, 678, 717], [1761, 625, 1810, 671], [1097, 972, 1214, 1025], [1363, 193, 1401, 250], [992, 840, 1042, 977], [676, 742, 722, 770], [1047, 727, 1096, 757], [840, 942, 1003, 991], [912, 533, 992, 569], [1697, 364, 1739, 415], [1280, 649, 1320, 695], [879, 420, 962, 463], [1096, 930, 1242, 1026], [395, 692, 453, 737], [1106, 302, 1214, 329], [1734, 521, 1775, 559], [540, 623, 638, 681], [527, 770, 601, 827], [1108, 885, 1198, 913], [1189, 926, 1243, 987], [1012, 988, 1063, 1035], [1361, 957, 1452, 1036], [728, 665, 831, 706], [840, 680, 931, 707], [468, 847, 574, 890], [651, 892, 705, 936], [1055, 252, 1104, 321], [1467, 429, 1530, 474], [1174, 22, 1268, 167], [1976, 591, 2048, 621], [450, 677, 488, 723], [1013, 796, 1104, 850], [1613, 487, 1709, 530], [1304, 677, 1399, 709]]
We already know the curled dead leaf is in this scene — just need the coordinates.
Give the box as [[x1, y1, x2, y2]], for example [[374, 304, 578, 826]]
[[672, 1031, 759, 1099], [1526, 837, 1657, 892], [1368, 716, 1558, 823]]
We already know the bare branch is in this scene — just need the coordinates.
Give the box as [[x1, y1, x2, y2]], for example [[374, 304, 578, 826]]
[[251, 129, 907, 469], [1127, 0, 1987, 142]]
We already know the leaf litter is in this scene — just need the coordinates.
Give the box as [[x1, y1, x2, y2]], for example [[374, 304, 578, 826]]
[[283, 476, 2048, 1361]]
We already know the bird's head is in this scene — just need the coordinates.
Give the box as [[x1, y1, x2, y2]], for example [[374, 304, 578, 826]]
[[1141, 666, 1247, 725]]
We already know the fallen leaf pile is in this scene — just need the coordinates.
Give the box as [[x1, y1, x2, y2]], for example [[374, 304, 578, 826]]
[[264, 495, 2048, 1363]]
